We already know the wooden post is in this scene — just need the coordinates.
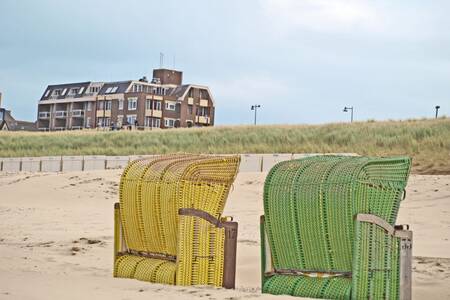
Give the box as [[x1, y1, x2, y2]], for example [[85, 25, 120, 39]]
[[399, 230, 413, 300], [60, 156, 63, 172], [19, 159, 23, 172], [260, 156, 264, 172], [81, 156, 85, 171]]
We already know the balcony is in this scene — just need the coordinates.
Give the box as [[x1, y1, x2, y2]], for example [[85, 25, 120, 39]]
[[199, 99, 209, 107], [145, 109, 162, 118], [187, 97, 194, 105], [38, 111, 51, 119], [54, 111, 68, 118], [195, 115, 210, 124], [96, 110, 111, 117], [72, 109, 85, 117]]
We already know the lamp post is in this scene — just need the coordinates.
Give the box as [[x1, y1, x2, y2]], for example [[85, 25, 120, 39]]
[[435, 105, 440, 119], [251, 104, 261, 125], [343, 106, 354, 123]]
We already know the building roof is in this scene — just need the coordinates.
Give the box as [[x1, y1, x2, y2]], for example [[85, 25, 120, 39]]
[[98, 81, 132, 95], [40, 82, 92, 101], [0, 120, 8, 131], [168, 84, 190, 97], [0, 109, 37, 131]]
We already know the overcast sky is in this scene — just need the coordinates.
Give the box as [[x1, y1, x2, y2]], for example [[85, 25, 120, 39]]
[[0, 0, 449, 124]]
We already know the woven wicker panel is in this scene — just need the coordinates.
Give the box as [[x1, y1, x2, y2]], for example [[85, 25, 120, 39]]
[[264, 275, 352, 299], [263, 155, 411, 298], [114, 254, 177, 284], [176, 157, 240, 286], [176, 216, 226, 286], [352, 220, 401, 300], [116, 154, 240, 286]]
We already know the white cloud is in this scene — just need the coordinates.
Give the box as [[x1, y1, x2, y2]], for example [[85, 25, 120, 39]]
[[210, 75, 289, 107], [261, 0, 382, 33]]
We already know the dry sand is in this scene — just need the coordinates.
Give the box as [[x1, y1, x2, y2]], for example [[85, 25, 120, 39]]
[[0, 170, 449, 300]]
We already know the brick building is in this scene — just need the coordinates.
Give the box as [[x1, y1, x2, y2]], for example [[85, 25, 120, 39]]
[[37, 68, 214, 130]]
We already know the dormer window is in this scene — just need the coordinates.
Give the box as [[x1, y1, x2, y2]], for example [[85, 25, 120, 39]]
[[106, 87, 113, 93], [111, 86, 118, 93], [89, 86, 100, 93], [53, 89, 62, 96], [44, 90, 51, 97], [69, 88, 79, 95]]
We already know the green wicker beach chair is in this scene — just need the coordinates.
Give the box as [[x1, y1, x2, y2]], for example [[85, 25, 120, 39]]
[[261, 156, 412, 299]]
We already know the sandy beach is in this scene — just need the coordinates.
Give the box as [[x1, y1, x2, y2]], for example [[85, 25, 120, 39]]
[[0, 170, 449, 299]]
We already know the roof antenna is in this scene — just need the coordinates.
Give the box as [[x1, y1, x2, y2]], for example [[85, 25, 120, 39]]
[[160, 52, 164, 68]]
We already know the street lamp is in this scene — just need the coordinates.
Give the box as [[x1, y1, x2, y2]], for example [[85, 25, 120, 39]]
[[343, 106, 354, 123], [251, 104, 261, 125], [435, 105, 441, 119]]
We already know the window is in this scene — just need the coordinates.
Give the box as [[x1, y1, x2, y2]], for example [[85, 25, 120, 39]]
[[127, 115, 137, 125], [196, 107, 209, 117], [132, 84, 145, 93], [105, 86, 117, 93], [86, 117, 91, 128], [153, 101, 161, 110], [188, 88, 193, 97], [86, 102, 92, 111], [118, 99, 124, 110], [89, 86, 100, 94], [188, 105, 193, 114], [128, 98, 137, 110], [105, 100, 112, 110], [69, 88, 79, 95], [145, 117, 160, 128], [44, 89, 51, 97], [79, 87, 85, 94], [145, 99, 152, 110], [97, 101, 104, 110], [61, 88, 67, 96], [164, 118, 175, 128], [165, 101, 176, 111], [53, 89, 62, 96], [97, 117, 110, 127]]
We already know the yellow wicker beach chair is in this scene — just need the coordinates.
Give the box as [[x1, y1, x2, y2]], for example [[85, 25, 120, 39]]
[[114, 154, 240, 288]]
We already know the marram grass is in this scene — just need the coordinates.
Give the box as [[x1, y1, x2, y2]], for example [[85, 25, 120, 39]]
[[0, 118, 449, 174]]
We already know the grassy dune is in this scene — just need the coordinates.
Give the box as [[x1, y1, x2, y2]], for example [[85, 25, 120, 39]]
[[1, 118, 449, 174]]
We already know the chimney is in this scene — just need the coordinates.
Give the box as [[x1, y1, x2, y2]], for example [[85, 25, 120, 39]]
[[0, 92, 2, 108]]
